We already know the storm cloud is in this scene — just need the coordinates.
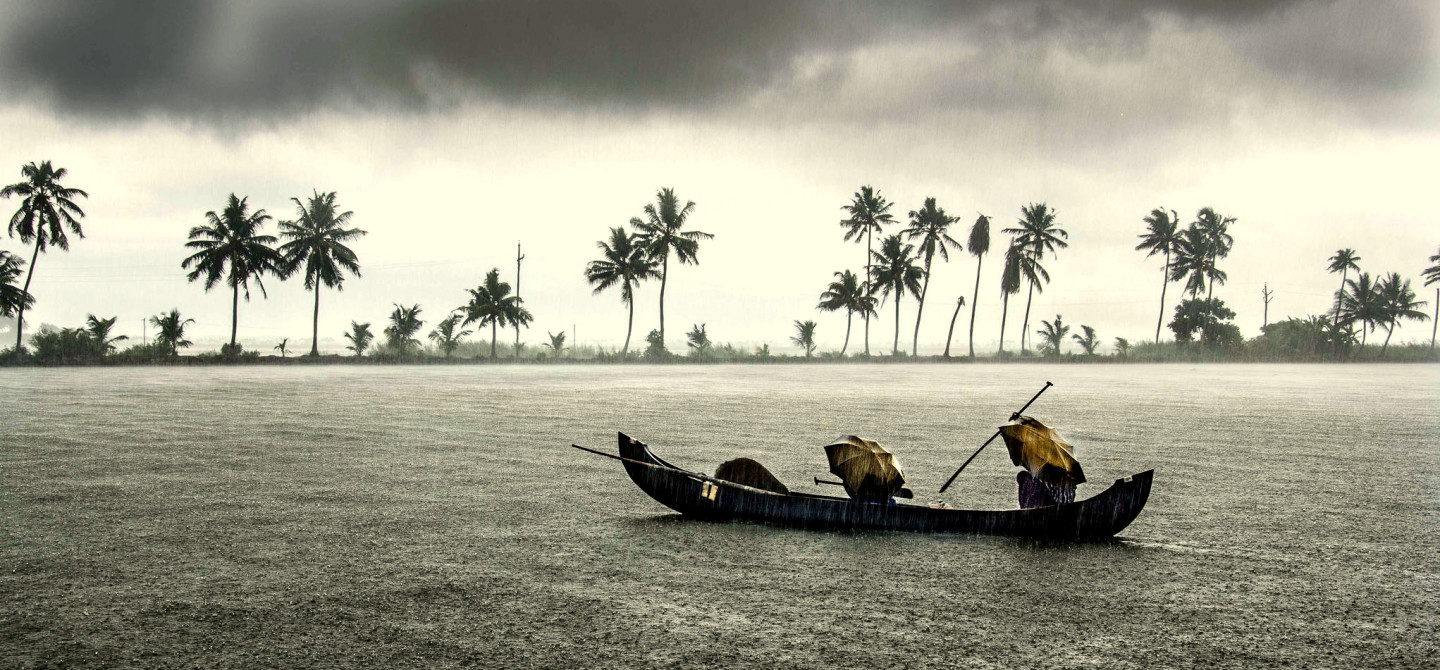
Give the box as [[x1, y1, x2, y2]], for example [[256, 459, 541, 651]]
[[0, 0, 1432, 126]]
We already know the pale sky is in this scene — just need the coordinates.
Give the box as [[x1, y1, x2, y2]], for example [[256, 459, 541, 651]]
[[1, 0, 1436, 354]]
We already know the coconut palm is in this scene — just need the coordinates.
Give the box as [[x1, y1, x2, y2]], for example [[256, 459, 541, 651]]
[[544, 331, 568, 357], [943, 297, 967, 359], [277, 190, 365, 357], [686, 323, 711, 355], [182, 194, 282, 353], [1036, 315, 1070, 356], [1114, 337, 1131, 358], [428, 312, 472, 359], [903, 197, 963, 356], [83, 314, 128, 356], [1327, 248, 1361, 330], [1136, 207, 1182, 344], [344, 321, 373, 357], [0, 250, 34, 318], [273, 339, 289, 358], [630, 188, 711, 348], [870, 234, 924, 356], [1339, 273, 1382, 347], [585, 227, 659, 356], [840, 186, 897, 355], [964, 214, 990, 357], [462, 268, 529, 360], [1171, 208, 1236, 302], [1, 161, 89, 356], [1072, 325, 1100, 355], [1195, 207, 1236, 301], [1376, 273, 1428, 356], [1421, 247, 1438, 349], [997, 241, 1023, 354], [791, 319, 818, 357], [384, 304, 424, 356], [1003, 203, 1067, 353], [816, 269, 874, 356], [149, 309, 194, 357]]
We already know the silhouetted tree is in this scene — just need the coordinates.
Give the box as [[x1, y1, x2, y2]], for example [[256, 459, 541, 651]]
[[84, 314, 127, 357], [429, 312, 472, 358], [903, 197, 962, 356], [631, 188, 711, 348], [1327, 248, 1361, 334], [965, 214, 990, 357], [1136, 207, 1182, 344], [1339, 273, 1382, 347], [791, 319, 818, 357], [1003, 203, 1067, 353], [278, 190, 365, 357], [182, 194, 282, 354], [1072, 324, 1100, 355], [0, 250, 32, 318], [1422, 247, 1439, 349], [1376, 272, 1428, 356], [998, 241, 1023, 354], [1, 161, 88, 357], [462, 269, 528, 360], [384, 304, 424, 356], [1036, 315, 1070, 356], [585, 227, 659, 356], [870, 234, 924, 356], [817, 269, 874, 356], [149, 309, 194, 356], [840, 186, 896, 355], [344, 321, 373, 357]]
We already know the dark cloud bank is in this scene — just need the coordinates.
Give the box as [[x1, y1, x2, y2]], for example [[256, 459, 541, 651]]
[[0, 0, 1431, 125]]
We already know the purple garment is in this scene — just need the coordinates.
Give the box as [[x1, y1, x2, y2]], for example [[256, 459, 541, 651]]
[[1017, 470, 1075, 509]]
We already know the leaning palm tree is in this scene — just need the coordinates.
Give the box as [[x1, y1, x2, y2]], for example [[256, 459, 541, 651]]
[[1003, 203, 1068, 353], [384, 304, 424, 356], [84, 314, 128, 357], [428, 312, 472, 359], [630, 188, 711, 348], [791, 319, 818, 357], [0, 250, 33, 318], [965, 214, 990, 357], [149, 309, 194, 357], [997, 241, 1023, 354], [1113, 337, 1131, 358], [685, 323, 711, 356], [1169, 223, 1212, 298], [278, 190, 365, 357], [1036, 315, 1070, 356], [1136, 207, 1182, 344], [343, 321, 373, 357], [1072, 324, 1100, 355], [1339, 273, 1382, 347], [870, 234, 925, 356], [902, 197, 963, 356], [2, 160, 88, 357], [840, 186, 896, 356], [182, 194, 282, 354], [942, 296, 967, 358], [273, 339, 289, 358], [1376, 273, 1429, 356], [1424, 247, 1440, 349], [816, 269, 874, 356], [462, 268, 526, 360], [1327, 248, 1361, 329], [585, 227, 660, 356], [1194, 207, 1237, 302]]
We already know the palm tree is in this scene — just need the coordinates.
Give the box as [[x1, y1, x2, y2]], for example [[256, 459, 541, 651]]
[[943, 297, 967, 358], [344, 321, 374, 357], [870, 234, 925, 356], [1136, 207, 1182, 344], [2, 161, 89, 356], [83, 314, 127, 357], [1072, 324, 1100, 355], [791, 319, 818, 357], [965, 214, 991, 358], [1003, 203, 1068, 353], [816, 269, 874, 356], [273, 339, 289, 358], [1036, 315, 1070, 356], [544, 331, 567, 357], [1114, 337, 1131, 358], [1424, 247, 1439, 349], [428, 311, 472, 359], [585, 227, 659, 356], [1327, 248, 1361, 330], [182, 194, 282, 353], [1376, 273, 1428, 356], [1194, 207, 1236, 302], [278, 190, 365, 357], [462, 268, 528, 360], [997, 241, 1023, 354], [903, 197, 963, 356], [630, 188, 711, 348], [384, 304, 424, 356], [0, 250, 32, 319], [149, 309, 194, 357], [1169, 223, 1212, 298], [1339, 273, 1382, 347], [685, 323, 711, 356], [840, 186, 896, 356]]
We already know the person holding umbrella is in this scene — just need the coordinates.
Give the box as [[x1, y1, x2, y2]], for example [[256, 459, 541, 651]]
[[1000, 416, 1086, 508]]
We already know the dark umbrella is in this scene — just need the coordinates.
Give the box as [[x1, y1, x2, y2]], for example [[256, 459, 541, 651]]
[[999, 416, 1086, 488], [824, 435, 906, 500]]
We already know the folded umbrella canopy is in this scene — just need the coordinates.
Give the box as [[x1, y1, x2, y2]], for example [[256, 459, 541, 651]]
[[824, 435, 906, 501], [1000, 416, 1086, 488]]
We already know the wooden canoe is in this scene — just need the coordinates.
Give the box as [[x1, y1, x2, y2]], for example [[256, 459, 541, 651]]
[[614, 432, 1152, 540]]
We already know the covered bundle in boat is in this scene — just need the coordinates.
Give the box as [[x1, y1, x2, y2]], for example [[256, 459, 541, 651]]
[[824, 435, 908, 501], [999, 416, 1086, 488]]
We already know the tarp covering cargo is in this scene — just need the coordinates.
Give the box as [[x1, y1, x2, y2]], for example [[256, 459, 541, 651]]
[[824, 435, 906, 501], [714, 458, 789, 494], [1000, 416, 1086, 488]]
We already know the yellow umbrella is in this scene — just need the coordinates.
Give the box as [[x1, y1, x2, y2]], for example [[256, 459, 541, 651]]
[[824, 435, 906, 500], [999, 416, 1086, 487]]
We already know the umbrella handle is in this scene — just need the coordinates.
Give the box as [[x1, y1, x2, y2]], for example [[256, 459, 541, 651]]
[[938, 381, 1053, 493]]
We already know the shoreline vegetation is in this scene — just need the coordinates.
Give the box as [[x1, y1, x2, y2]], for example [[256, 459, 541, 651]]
[[3, 162, 1438, 368]]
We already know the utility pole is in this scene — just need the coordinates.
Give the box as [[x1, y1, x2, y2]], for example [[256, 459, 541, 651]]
[[142, 319, 147, 347], [1262, 283, 1274, 329], [515, 242, 525, 354]]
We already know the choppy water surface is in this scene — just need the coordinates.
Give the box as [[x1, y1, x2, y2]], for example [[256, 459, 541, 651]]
[[3, 363, 1437, 668]]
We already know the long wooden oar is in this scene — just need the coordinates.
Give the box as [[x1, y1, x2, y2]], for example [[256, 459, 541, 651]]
[[937, 381, 1053, 493]]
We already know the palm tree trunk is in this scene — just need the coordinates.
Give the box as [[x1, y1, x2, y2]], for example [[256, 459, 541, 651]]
[[944, 298, 962, 358], [13, 241, 40, 356], [310, 279, 321, 357], [658, 255, 669, 348], [1332, 269, 1348, 326], [893, 290, 901, 356], [491, 322, 498, 360], [999, 293, 1009, 353], [840, 310, 851, 356], [230, 283, 240, 350], [1155, 252, 1170, 344], [1432, 288, 1437, 349], [863, 229, 872, 356], [912, 258, 932, 356], [1020, 280, 1035, 353], [623, 293, 635, 356], [967, 254, 983, 358], [1381, 317, 1396, 356]]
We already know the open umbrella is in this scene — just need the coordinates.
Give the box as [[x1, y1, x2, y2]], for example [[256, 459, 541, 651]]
[[824, 435, 906, 500], [999, 416, 1086, 487]]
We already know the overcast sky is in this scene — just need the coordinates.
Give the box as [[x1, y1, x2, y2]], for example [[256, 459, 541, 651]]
[[1, 0, 1436, 354]]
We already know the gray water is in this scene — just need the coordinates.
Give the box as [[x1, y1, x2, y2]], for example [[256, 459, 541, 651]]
[[3, 363, 1437, 668]]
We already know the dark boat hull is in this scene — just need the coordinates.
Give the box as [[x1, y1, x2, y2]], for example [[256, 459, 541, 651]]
[[616, 433, 1151, 540]]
